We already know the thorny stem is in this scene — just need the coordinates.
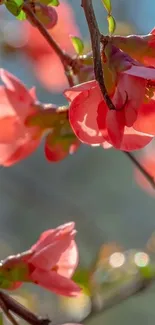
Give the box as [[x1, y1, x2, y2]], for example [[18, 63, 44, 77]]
[[81, 0, 116, 110], [0, 291, 50, 325], [23, 3, 78, 87], [124, 152, 155, 188]]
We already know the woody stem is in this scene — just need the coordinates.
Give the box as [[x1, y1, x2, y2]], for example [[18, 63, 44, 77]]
[[81, 0, 155, 190], [0, 291, 50, 325], [23, 3, 77, 87], [81, 0, 116, 110], [0, 297, 19, 325], [124, 152, 155, 188]]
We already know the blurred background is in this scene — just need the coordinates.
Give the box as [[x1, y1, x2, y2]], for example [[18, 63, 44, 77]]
[[1, 0, 155, 324]]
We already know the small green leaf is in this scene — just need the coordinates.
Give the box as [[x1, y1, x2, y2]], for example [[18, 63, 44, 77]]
[[70, 36, 84, 55], [107, 15, 116, 35], [48, 0, 59, 6], [101, 0, 111, 14], [16, 9, 26, 19], [5, 0, 23, 16]]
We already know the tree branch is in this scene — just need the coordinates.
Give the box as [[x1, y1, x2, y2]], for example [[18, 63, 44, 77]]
[[124, 152, 155, 189], [0, 291, 50, 325], [0, 297, 19, 325], [81, 0, 116, 110], [81, 0, 155, 190], [23, 3, 79, 87]]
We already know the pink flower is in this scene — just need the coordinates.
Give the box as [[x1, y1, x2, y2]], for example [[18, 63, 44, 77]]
[[1, 223, 80, 297], [0, 69, 80, 165], [0, 69, 41, 166], [23, 1, 81, 92], [45, 134, 80, 162], [26, 105, 81, 163], [111, 27, 155, 67], [64, 46, 155, 151]]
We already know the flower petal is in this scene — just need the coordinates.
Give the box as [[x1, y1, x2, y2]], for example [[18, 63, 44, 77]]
[[29, 235, 75, 271], [64, 80, 97, 102], [106, 110, 125, 148], [124, 65, 155, 80], [31, 269, 81, 296], [2, 137, 40, 166], [31, 223, 75, 252], [133, 97, 155, 135], [0, 116, 21, 143], [57, 241, 78, 278], [69, 85, 105, 145], [114, 74, 146, 127], [0, 69, 33, 105], [119, 127, 153, 151], [29, 87, 37, 100]]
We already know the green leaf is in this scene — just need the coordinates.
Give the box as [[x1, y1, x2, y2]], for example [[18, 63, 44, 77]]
[[72, 268, 91, 295], [107, 15, 116, 35], [5, 0, 23, 16], [16, 9, 26, 19], [48, 0, 59, 6], [70, 36, 84, 55], [101, 0, 111, 14]]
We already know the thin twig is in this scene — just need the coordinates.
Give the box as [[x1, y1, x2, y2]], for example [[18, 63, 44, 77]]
[[0, 298, 19, 325], [23, 3, 78, 87], [124, 152, 155, 189], [81, 0, 116, 110], [0, 291, 51, 325]]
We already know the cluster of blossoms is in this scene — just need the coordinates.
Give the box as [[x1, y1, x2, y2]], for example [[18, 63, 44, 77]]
[[0, 3, 155, 322], [0, 69, 79, 165], [1, 0, 155, 204], [1, 20, 155, 166], [66, 29, 155, 152]]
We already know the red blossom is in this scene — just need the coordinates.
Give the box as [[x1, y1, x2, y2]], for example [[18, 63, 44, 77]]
[[111, 27, 155, 67], [45, 133, 80, 162], [0, 69, 80, 166], [1, 223, 81, 297], [64, 46, 155, 151], [0, 69, 41, 166], [26, 105, 80, 162]]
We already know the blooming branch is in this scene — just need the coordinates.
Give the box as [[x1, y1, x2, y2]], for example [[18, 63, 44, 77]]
[[23, 3, 80, 87], [81, 0, 155, 189]]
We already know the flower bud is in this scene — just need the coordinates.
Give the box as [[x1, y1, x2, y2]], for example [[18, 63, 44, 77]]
[[28, 3, 58, 29]]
